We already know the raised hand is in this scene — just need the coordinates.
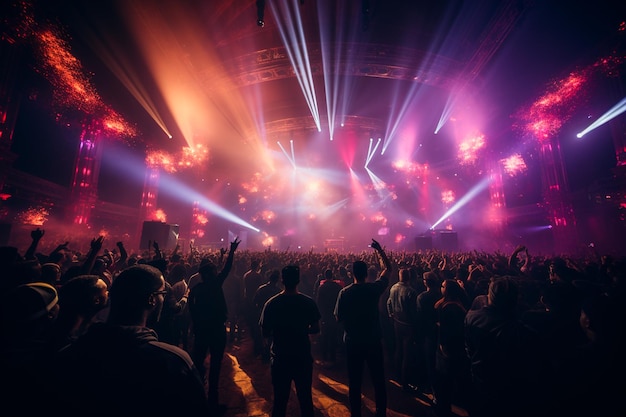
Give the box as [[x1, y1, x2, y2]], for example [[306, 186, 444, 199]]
[[91, 236, 104, 252], [230, 236, 241, 252], [370, 238, 382, 251], [31, 228, 45, 241]]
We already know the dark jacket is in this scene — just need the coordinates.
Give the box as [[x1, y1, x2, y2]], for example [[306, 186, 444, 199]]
[[53, 323, 209, 417]]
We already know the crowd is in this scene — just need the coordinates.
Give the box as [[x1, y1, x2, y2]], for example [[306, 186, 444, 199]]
[[1, 227, 625, 417]]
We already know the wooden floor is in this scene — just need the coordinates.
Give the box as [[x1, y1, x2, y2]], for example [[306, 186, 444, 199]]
[[206, 329, 468, 417]]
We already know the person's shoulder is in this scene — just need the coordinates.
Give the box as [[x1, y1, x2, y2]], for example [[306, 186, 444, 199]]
[[148, 340, 196, 369], [264, 291, 283, 305], [298, 292, 316, 302]]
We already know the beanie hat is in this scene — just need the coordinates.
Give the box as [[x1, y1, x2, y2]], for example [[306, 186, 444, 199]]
[[6, 282, 59, 322]]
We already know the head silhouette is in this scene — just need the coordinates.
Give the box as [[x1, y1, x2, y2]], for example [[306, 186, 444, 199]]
[[281, 265, 300, 290]]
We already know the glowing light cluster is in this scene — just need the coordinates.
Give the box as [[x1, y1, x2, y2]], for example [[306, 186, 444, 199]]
[[370, 212, 388, 225], [145, 145, 209, 173], [146, 208, 167, 222], [252, 210, 276, 224], [241, 172, 263, 194], [392, 159, 428, 176], [195, 213, 209, 226], [37, 30, 101, 114], [516, 71, 588, 141], [441, 190, 455, 205], [180, 144, 210, 168], [261, 234, 276, 248], [102, 112, 138, 137], [16, 206, 49, 226], [458, 132, 486, 165], [501, 154, 528, 176]]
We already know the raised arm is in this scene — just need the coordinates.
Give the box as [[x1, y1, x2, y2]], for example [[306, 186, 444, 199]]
[[218, 237, 241, 281], [24, 228, 45, 260], [80, 236, 104, 275], [370, 238, 391, 282]]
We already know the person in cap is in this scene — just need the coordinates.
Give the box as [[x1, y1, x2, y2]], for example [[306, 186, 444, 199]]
[[0, 282, 60, 416], [52, 264, 210, 417], [259, 264, 321, 417]]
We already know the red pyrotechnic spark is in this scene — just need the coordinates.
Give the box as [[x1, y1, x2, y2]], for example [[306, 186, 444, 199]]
[[146, 150, 176, 172], [501, 154, 527, 176], [17, 206, 49, 226], [145, 145, 209, 173], [194, 213, 209, 226], [515, 71, 588, 142], [36, 30, 101, 114], [179, 144, 209, 168], [102, 111, 138, 137]]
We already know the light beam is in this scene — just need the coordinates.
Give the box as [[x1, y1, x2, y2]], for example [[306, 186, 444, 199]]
[[577, 97, 626, 138]]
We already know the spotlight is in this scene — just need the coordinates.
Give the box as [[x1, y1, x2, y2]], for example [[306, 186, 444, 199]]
[[257, 19, 265, 27]]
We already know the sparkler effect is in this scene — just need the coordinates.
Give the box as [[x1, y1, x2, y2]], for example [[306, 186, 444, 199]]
[[515, 71, 588, 142], [501, 154, 527, 176], [457, 132, 486, 165], [16, 206, 50, 226], [35, 29, 137, 138], [577, 97, 626, 138]]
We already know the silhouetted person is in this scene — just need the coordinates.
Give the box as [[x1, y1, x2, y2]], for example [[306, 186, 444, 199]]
[[386, 267, 420, 392], [254, 268, 282, 361], [52, 274, 109, 351], [433, 279, 471, 416], [315, 268, 343, 367], [0, 282, 59, 416], [52, 264, 209, 416], [188, 237, 240, 414], [244, 258, 265, 355], [415, 271, 441, 394], [334, 239, 392, 417], [260, 264, 321, 417], [464, 276, 540, 417]]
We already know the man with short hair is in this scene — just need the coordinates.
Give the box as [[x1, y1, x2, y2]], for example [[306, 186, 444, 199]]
[[188, 237, 241, 413], [387, 267, 420, 392], [260, 264, 321, 417], [334, 239, 392, 417]]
